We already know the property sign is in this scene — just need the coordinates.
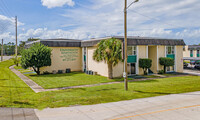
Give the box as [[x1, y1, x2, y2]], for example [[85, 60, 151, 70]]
[[60, 49, 79, 62]]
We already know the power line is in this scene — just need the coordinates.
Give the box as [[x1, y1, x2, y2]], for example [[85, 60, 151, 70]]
[[128, 9, 186, 29], [0, 0, 13, 18], [1, 0, 14, 17]]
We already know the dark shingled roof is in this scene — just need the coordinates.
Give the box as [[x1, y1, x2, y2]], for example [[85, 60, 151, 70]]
[[188, 45, 200, 50], [25, 39, 82, 48], [25, 37, 185, 48], [81, 36, 185, 47]]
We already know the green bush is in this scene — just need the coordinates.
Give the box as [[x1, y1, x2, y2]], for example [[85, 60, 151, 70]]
[[158, 70, 164, 74], [159, 57, 174, 73], [139, 58, 152, 75], [12, 57, 21, 66], [21, 43, 52, 75]]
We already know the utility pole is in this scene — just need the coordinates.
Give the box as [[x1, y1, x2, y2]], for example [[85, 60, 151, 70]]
[[1, 39, 3, 62], [124, 0, 128, 91], [15, 16, 18, 58], [124, 0, 139, 91]]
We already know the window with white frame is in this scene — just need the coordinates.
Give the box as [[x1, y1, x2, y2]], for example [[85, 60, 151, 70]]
[[128, 46, 137, 55], [197, 50, 200, 55], [190, 50, 193, 55], [166, 46, 175, 54]]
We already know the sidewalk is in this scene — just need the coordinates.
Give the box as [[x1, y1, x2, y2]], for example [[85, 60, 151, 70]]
[[35, 91, 200, 120], [0, 108, 38, 120]]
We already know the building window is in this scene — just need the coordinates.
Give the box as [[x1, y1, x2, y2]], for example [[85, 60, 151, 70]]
[[197, 50, 200, 55], [190, 50, 193, 54], [166, 46, 175, 54], [128, 46, 137, 56]]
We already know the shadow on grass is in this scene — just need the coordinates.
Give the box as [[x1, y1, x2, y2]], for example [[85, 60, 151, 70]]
[[134, 90, 172, 95], [0, 86, 30, 88], [13, 101, 32, 105], [0, 79, 9, 81], [95, 88, 118, 91], [29, 72, 82, 77], [134, 80, 159, 83]]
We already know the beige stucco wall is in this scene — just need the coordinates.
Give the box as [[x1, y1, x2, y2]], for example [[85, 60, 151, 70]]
[[194, 50, 197, 57], [137, 46, 148, 75], [113, 62, 123, 78], [176, 46, 184, 72], [87, 46, 124, 78], [40, 47, 82, 73], [183, 46, 190, 57], [87, 47, 109, 77], [157, 46, 165, 71], [148, 46, 157, 73]]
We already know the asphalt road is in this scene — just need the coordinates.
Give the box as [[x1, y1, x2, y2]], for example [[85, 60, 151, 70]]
[[0, 56, 13, 62]]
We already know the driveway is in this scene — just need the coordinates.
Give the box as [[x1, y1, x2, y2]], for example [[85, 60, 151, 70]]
[[35, 91, 200, 120], [183, 69, 200, 76]]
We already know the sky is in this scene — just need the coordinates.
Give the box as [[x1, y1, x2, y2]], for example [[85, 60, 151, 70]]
[[0, 0, 200, 45]]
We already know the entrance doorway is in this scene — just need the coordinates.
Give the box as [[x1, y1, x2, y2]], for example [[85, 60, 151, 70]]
[[129, 63, 136, 75]]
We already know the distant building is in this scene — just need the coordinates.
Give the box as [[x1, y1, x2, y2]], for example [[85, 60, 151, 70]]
[[183, 45, 200, 61], [25, 36, 185, 77]]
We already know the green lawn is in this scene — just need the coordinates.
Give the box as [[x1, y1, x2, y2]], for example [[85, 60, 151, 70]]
[[14, 66, 125, 89], [1, 60, 200, 109]]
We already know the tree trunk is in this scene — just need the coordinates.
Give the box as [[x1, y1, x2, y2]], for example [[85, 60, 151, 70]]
[[108, 63, 113, 79], [144, 68, 147, 75], [32, 67, 40, 75], [37, 67, 40, 75], [164, 66, 166, 73]]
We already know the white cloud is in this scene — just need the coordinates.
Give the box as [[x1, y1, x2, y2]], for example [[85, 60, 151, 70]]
[[0, 15, 24, 33], [59, 0, 200, 44], [1, 0, 200, 45], [41, 0, 75, 8]]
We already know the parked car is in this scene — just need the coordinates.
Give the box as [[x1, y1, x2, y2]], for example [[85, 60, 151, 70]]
[[195, 60, 200, 64], [190, 61, 196, 65], [183, 62, 188, 68], [194, 64, 200, 69]]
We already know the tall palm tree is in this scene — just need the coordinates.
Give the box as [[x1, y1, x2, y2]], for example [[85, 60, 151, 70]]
[[93, 38, 123, 79]]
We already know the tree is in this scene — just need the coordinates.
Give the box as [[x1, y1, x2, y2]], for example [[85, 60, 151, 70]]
[[18, 41, 26, 55], [93, 38, 123, 79], [139, 58, 152, 75], [21, 43, 52, 75], [12, 57, 21, 67], [159, 57, 174, 73], [27, 38, 39, 42]]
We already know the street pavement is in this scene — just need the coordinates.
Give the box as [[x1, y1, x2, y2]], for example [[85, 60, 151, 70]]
[[35, 91, 200, 120], [0, 56, 13, 62]]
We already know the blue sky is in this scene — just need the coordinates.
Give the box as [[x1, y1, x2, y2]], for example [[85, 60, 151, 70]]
[[0, 0, 200, 45]]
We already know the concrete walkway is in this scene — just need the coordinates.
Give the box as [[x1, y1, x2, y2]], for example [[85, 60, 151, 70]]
[[11, 65, 192, 93], [9, 65, 46, 93], [0, 108, 39, 120], [35, 91, 200, 120]]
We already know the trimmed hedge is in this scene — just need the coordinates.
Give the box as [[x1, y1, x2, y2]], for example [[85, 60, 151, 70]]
[[139, 58, 152, 75], [159, 57, 174, 73]]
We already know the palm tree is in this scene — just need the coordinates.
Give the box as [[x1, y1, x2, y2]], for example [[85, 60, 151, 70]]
[[93, 38, 123, 79]]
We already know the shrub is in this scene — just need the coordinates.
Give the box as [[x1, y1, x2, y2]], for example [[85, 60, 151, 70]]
[[12, 57, 21, 67], [158, 70, 164, 74], [43, 71, 51, 75], [21, 43, 52, 75], [159, 57, 174, 73], [139, 58, 152, 75]]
